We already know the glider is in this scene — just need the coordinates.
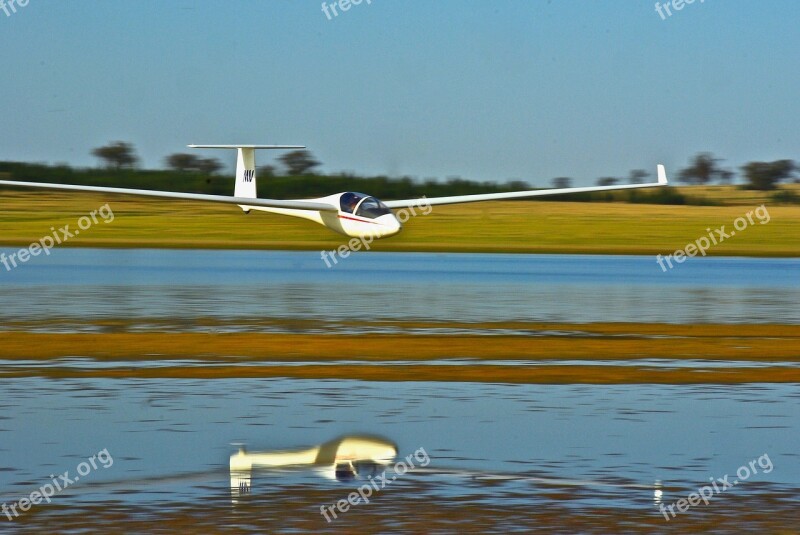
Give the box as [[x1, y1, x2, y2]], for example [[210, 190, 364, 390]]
[[229, 435, 397, 502], [0, 145, 669, 239]]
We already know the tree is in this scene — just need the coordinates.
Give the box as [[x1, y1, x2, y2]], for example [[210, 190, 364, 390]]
[[278, 150, 320, 175], [596, 177, 619, 186], [552, 177, 572, 189], [165, 153, 200, 172], [257, 165, 277, 178], [165, 153, 222, 174], [628, 169, 649, 184], [504, 180, 530, 190], [196, 158, 222, 175], [677, 153, 731, 185], [92, 142, 138, 169], [741, 160, 795, 191], [718, 169, 735, 184]]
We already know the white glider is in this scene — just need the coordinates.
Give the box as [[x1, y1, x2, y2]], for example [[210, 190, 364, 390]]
[[0, 145, 669, 239], [229, 435, 397, 502]]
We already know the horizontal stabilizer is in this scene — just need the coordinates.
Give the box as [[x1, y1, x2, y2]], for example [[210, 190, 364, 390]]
[[188, 145, 305, 150]]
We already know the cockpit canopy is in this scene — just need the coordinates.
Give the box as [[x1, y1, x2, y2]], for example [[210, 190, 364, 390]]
[[339, 192, 392, 219]]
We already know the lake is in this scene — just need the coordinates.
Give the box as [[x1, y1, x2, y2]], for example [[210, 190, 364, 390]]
[[0, 249, 797, 532]]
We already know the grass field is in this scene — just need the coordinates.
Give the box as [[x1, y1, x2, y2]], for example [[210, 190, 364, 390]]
[[0, 188, 798, 256]]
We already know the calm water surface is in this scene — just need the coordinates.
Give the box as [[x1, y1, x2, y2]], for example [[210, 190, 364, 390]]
[[0, 248, 798, 324], [0, 249, 797, 532]]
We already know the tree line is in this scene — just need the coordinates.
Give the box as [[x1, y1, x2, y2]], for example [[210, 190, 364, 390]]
[[90, 141, 322, 177], [0, 142, 796, 206], [89, 141, 799, 193]]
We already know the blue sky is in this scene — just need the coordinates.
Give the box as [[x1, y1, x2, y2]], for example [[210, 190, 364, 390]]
[[1, 0, 799, 185]]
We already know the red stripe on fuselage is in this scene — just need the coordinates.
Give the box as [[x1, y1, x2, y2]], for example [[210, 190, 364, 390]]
[[337, 214, 380, 225]]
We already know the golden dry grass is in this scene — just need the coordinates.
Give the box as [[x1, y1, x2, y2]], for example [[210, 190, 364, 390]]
[[0, 190, 798, 255], [2, 322, 798, 384]]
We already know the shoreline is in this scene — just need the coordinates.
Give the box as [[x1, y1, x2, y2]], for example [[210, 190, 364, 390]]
[[0, 240, 798, 257]]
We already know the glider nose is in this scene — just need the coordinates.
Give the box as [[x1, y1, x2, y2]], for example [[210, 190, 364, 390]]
[[376, 213, 402, 236]]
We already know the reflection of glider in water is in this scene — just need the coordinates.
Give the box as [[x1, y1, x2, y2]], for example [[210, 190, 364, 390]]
[[230, 435, 397, 501]]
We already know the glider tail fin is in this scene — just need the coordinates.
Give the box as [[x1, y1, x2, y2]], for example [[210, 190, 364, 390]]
[[234, 148, 257, 206], [188, 144, 305, 213], [657, 164, 669, 186]]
